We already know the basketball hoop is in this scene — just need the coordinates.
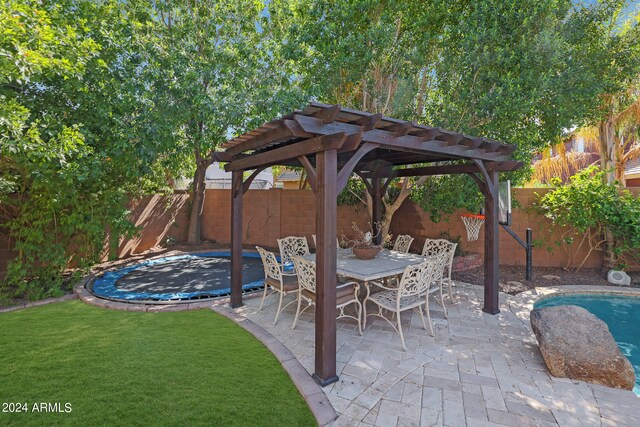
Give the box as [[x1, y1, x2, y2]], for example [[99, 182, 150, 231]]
[[461, 213, 485, 241]]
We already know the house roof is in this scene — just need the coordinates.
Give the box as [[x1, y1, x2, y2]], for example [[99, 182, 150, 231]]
[[276, 171, 302, 182], [625, 159, 640, 179]]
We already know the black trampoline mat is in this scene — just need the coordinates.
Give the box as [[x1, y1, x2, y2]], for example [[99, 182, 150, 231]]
[[114, 256, 265, 294]]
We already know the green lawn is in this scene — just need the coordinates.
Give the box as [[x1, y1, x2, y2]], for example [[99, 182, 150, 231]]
[[0, 301, 316, 426]]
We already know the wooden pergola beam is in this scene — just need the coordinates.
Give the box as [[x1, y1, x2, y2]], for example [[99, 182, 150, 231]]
[[223, 120, 311, 157], [336, 142, 379, 193], [461, 137, 484, 149], [310, 104, 341, 123], [297, 155, 317, 192], [364, 130, 509, 162], [351, 113, 382, 130], [225, 133, 347, 172], [436, 130, 464, 146], [295, 114, 362, 137], [359, 161, 522, 178], [353, 151, 446, 168], [410, 127, 440, 140], [386, 121, 414, 136], [292, 115, 514, 162], [242, 167, 267, 194], [479, 140, 502, 152]]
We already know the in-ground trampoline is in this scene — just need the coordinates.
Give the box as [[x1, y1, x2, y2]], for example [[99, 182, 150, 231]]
[[89, 251, 271, 304]]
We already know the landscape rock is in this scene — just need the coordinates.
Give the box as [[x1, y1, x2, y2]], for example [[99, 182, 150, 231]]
[[607, 270, 631, 286], [530, 305, 635, 390], [542, 274, 560, 281]]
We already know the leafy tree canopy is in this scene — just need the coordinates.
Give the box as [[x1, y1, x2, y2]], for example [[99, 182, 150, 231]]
[[132, 0, 308, 244], [274, 0, 640, 219]]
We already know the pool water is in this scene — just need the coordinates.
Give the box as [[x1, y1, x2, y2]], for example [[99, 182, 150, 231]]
[[535, 294, 640, 396]]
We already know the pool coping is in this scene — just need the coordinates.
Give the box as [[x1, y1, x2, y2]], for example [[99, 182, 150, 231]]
[[509, 284, 640, 323]]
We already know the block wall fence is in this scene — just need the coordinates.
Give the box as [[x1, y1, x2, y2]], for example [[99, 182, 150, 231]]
[[118, 188, 610, 269], [4, 187, 638, 280]]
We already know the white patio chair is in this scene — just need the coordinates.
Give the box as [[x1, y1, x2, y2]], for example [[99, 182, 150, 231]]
[[363, 258, 440, 350], [422, 238, 458, 301], [311, 234, 341, 249], [392, 235, 414, 253], [277, 236, 310, 274], [256, 246, 300, 325], [421, 252, 450, 320], [291, 256, 362, 335]]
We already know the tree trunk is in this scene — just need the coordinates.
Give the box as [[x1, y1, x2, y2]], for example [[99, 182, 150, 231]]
[[598, 117, 618, 272], [365, 176, 428, 244], [599, 119, 618, 184], [187, 162, 209, 245], [615, 133, 626, 186]]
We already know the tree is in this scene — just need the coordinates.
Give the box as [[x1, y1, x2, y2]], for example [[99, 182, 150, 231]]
[[536, 166, 640, 270], [272, 0, 478, 238], [0, 0, 175, 300], [569, 1, 640, 186], [273, 0, 628, 239], [137, 0, 306, 245], [0, 1, 130, 298], [553, 1, 640, 270]]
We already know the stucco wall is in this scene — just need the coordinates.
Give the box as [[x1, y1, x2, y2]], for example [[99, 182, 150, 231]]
[[4, 187, 639, 279], [199, 189, 368, 250], [390, 188, 601, 268]]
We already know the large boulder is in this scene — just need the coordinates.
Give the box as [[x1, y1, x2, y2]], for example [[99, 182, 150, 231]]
[[530, 305, 635, 390]]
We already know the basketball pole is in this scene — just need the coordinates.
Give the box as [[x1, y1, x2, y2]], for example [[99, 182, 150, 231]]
[[496, 180, 533, 281], [500, 222, 533, 281]]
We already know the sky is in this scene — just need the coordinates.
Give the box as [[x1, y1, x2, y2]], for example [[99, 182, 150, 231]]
[[578, 0, 640, 20]]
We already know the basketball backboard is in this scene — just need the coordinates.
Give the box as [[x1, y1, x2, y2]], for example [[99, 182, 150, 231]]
[[498, 180, 511, 225]]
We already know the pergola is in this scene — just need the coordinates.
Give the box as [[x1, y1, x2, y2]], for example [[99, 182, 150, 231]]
[[213, 103, 522, 386]]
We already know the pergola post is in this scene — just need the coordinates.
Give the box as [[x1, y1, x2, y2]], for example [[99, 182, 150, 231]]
[[230, 170, 243, 308], [371, 176, 383, 245], [313, 149, 338, 386], [483, 169, 500, 314]]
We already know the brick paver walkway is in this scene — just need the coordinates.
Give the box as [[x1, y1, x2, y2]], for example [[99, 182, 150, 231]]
[[234, 284, 640, 426]]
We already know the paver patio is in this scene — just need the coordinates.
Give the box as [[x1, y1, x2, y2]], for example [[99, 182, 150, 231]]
[[233, 283, 640, 426]]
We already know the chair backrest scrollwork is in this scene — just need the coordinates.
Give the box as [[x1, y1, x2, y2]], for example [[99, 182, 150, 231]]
[[292, 256, 316, 293], [392, 235, 414, 253], [421, 238, 454, 257], [278, 236, 310, 265], [422, 238, 457, 274], [256, 246, 282, 282], [397, 259, 438, 298]]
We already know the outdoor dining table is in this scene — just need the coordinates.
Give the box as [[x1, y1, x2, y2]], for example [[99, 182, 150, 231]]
[[302, 248, 428, 324], [302, 248, 427, 294], [303, 248, 426, 282]]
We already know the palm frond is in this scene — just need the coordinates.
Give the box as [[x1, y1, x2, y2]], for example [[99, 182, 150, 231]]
[[532, 152, 598, 184]]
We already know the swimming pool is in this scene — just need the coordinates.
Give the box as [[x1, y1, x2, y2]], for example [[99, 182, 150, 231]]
[[535, 293, 640, 396], [89, 251, 272, 303]]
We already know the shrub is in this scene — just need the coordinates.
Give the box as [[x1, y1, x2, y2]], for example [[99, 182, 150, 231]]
[[535, 165, 640, 270]]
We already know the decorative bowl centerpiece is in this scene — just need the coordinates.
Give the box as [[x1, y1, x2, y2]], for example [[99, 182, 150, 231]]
[[352, 244, 382, 260], [344, 223, 388, 260]]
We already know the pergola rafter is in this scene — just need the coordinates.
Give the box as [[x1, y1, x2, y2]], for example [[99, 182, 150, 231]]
[[215, 103, 522, 386]]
